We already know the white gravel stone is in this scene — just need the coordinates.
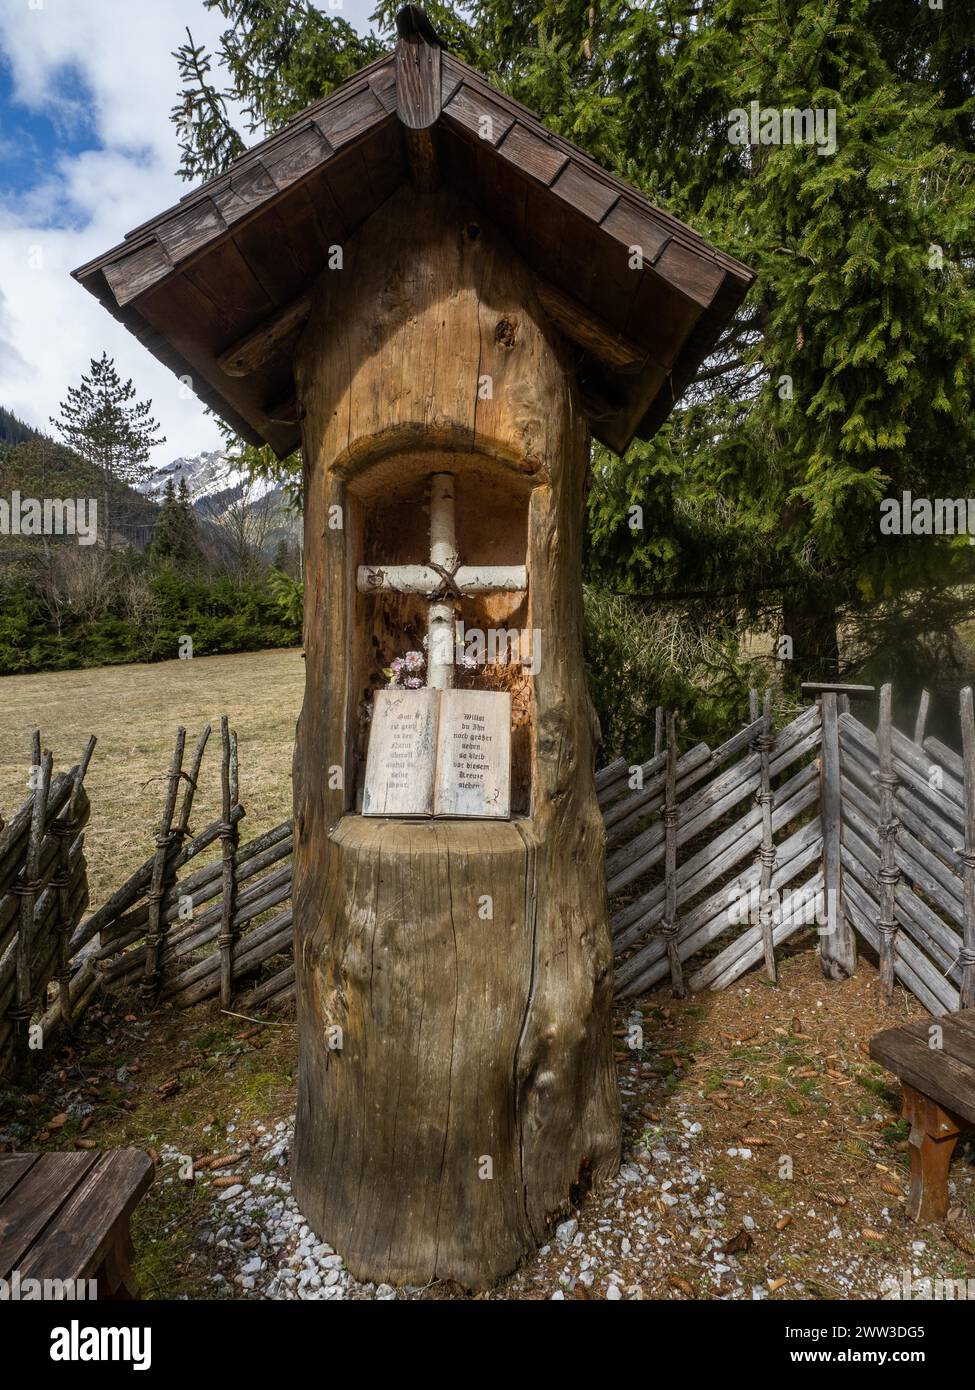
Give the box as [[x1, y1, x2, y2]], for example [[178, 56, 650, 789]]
[[555, 1218, 578, 1246]]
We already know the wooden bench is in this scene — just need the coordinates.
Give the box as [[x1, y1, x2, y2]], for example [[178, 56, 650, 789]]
[[870, 1010, 975, 1223], [0, 1149, 153, 1298]]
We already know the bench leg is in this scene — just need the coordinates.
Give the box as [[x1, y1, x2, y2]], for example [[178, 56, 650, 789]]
[[901, 1083, 962, 1224], [98, 1225, 140, 1300]]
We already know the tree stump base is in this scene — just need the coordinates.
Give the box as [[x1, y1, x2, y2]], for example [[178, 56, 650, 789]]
[[292, 815, 619, 1288]]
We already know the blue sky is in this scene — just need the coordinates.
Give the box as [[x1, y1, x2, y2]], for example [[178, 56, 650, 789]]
[[0, 61, 92, 204], [0, 0, 376, 461]]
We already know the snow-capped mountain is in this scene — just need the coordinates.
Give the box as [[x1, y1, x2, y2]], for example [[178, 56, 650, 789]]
[[139, 450, 279, 510]]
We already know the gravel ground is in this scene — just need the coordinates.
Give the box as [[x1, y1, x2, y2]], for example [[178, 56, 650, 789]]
[[5, 946, 974, 1301]]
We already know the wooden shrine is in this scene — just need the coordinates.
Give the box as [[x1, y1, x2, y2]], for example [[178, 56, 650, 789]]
[[76, 7, 752, 1287]]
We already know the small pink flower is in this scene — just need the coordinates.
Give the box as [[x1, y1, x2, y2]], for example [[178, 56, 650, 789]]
[[404, 676, 423, 689], [404, 650, 424, 673]]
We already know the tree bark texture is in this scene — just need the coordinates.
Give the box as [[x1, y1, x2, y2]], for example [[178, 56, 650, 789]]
[[291, 187, 620, 1288]]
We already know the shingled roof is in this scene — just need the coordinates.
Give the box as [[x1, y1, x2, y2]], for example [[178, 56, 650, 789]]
[[73, 10, 753, 457]]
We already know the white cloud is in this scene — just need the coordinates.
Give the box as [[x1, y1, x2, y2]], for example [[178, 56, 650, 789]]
[[0, 0, 377, 462]]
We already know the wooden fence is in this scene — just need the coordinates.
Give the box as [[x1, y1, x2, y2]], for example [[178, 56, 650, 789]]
[[7, 682, 974, 1076], [89, 718, 294, 1016], [837, 684, 975, 1017], [0, 733, 95, 1076], [602, 696, 825, 999]]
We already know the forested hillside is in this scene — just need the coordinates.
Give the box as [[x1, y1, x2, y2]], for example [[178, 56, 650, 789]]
[[0, 405, 40, 448]]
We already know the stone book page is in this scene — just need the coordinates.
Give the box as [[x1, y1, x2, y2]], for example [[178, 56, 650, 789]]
[[361, 688, 439, 816], [433, 689, 511, 819]]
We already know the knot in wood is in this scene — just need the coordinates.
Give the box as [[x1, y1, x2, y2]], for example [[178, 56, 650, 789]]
[[50, 819, 78, 839], [494, 316, 518, 350], [958, 946, 975, 967], [758, 845, 776, 868], [659, 919, 679, 939]]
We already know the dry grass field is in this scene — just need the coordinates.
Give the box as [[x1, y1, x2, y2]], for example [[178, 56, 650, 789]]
[[0, 648, 305, 906]]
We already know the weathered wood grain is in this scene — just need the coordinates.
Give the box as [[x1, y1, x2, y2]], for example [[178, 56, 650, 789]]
[[818, 691, 855, 979], [960, 688, 975, 1007], [291, 187, 619, 1288]]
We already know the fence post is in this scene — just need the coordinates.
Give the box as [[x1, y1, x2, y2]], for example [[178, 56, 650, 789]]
[[11, 740, 52, 1065], [959, 687, 975, 1008], [756, 691, 777, 983], [53, 736, 97, 1033], [219, 718, 240, 1009], [875, 683, 900, 1004], [660, 710, 684, 997], [913, 689, 930, 747], [141, 729, 186, 1004], [802, 682, 864, 980]]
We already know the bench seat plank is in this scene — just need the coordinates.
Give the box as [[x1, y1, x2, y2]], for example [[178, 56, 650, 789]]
[[16, 1150, 154, 1287], [870, 1024, 975, 1128], [0, 1152, 99, 1280], [0, 1154, 39, 1205]]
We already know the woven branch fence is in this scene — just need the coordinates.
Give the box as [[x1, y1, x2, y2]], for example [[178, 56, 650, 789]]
[[603, 695, 825, 999], [82, 690, 831, 1022], [0, 732, 95, 1077], [837, 684, 975, 1017], [89, 716, 294, 1018], [5, 682, 974, 1081]]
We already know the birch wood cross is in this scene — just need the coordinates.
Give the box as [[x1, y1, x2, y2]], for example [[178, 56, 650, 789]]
[[355, 472, 527, 689]]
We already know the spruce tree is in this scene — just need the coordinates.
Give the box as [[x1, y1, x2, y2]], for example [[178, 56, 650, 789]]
[[51, 352, 165, 551], [149, 476, 201, 568]]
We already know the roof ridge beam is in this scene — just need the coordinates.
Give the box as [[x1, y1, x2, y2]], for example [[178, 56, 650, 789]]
[[395, 6, 443, 191]]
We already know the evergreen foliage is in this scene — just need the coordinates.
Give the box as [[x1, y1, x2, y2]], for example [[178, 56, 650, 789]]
[[0, 405, 41, 448], [51, 352, 166, 550], [160, 1, 975, 752]]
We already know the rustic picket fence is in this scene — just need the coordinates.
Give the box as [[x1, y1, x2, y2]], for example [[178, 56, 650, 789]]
[[0, 733, 95, 1076], [6, 681, 975, 1080]]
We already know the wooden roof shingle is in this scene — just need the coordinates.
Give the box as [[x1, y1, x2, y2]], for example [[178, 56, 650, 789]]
[[73, 11, 753, 458]]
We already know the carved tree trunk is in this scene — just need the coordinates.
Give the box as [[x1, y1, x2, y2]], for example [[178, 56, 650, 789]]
[[291, 187, 620, 1289]]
